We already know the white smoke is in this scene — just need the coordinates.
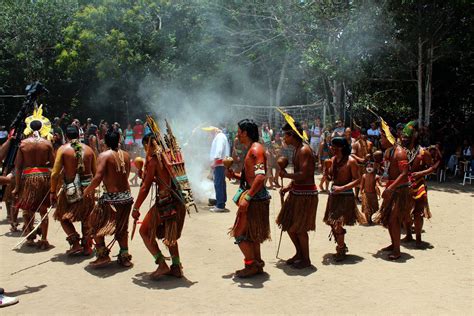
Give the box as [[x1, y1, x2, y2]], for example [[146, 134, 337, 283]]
[[138, 76, 232, 203]]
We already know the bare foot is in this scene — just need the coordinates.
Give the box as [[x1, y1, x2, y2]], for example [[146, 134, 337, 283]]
[[235, 263, 259, 278], [388, 252, 401, 260], [89, 256, 111, 269], [150, 264, 171, 280], [117, 253, 133, 268], [381, 244, 394, 252], [401, 235, 413, 243], [286, 254, 301, 265], [293, 259, 311, 269], [415, 240, 424, 249], [66, 244, 83, 256], [36, 240, 51, 250], [169, 264, 183, 278], [25, 240, 36, 247]]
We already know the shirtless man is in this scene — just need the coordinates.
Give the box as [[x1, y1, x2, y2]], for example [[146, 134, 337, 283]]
[[13, 120, 55, 249], [51, 125, 96, 256], [323, 137, 361, 261], [227, 119, 271, 277], [132, 133, 187, 279], [399, 121, 435, 248], [83, 129, 133, 268], [351, 129, 372, 201], [277, 122, 318, 269], [374, 127, 412, 260]]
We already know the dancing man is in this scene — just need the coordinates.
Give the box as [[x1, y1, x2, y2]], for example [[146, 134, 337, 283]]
[[51, 125, 96, 256], [400, 121, 434, 248], [372, 126, 412, 260], [277, 122, 318, 269], [132, 133, 187, 279], [83, 129, 134, 268], [227, 119, 271, 278], [13, 109, 55, 249]]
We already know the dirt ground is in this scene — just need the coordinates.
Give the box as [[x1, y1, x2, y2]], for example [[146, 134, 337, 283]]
[[1, 175, 473, 315]]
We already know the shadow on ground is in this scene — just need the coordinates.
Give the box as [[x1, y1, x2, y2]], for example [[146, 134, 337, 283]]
[[84, 261, 131, 278], [275, 260, 317, 276], [51, 252, 92, 265], [371, 250, 414, 263], [321, 253, 364, 266], [6, 284, 47, 297], [222, 271, 270, 289], [132, 272, 198, 290], [401, 240, 435, 250]]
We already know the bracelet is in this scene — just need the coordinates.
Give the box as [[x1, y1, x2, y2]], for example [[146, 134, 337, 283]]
[[244, 194, 252, 201], [133, 206, 139, 211]]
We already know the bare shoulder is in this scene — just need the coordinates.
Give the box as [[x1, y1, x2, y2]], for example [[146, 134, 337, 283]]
[[251, 142, 264, 156], [300, 144, 313, 156], [348, 155, 358, 166]]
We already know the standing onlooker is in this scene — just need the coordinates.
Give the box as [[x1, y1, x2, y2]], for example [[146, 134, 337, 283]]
[[367, 122, 380, 148], [72, 119, 85, 143], [124, 123, 134, 152], [310, 117, 322, 157], [332, 119, 345, 137], [261, 122, 273, 148], [209, 127, 230, 212], [133, 119, 144, 148]]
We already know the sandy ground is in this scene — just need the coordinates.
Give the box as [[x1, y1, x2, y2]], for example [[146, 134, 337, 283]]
[[1, 175, 473, 315]]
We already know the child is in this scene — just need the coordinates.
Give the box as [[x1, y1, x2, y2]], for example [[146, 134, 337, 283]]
[[360, 161, 379, 225]]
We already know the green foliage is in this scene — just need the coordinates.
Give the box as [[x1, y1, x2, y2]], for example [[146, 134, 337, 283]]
[[0, 0, 471, 130]]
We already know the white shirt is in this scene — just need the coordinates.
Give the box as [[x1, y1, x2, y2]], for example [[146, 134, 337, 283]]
[[210, 132, 230, 165]]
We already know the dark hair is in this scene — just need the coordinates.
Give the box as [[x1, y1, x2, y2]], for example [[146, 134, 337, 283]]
[[30, 120, 42, 131], [331, 137, 351, 156], [66, 125, 79, 139], [361, 128, 367, 135], [87, 124, 98, 135], [238, 119, 259, 143], [105, 128, 120, 150], [282, 121, 303, 142], [142, 133, 155, 146]]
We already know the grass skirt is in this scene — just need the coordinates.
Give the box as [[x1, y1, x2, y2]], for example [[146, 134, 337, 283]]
[[149, 198, 186, 247], [277, 192, 318, 233], [372, 186, 412, 228], [323, 192, 365, 226], [54, 189, 95, 222], [361, 192, 379, 222], [229, 199, 271, 243], [16, 173, 50, 213], [88, 201, 132, 238]]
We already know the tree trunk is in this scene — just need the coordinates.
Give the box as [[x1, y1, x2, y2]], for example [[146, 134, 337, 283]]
[[275, 51, 289, 106], [322, 76, 334, 124], [335, 80, 343, 121], [417, 36, 424, 127], [424, 43, 433, 127]]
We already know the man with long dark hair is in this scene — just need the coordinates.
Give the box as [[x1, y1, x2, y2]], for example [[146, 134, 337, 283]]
[[227, 119, 271, 278]]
